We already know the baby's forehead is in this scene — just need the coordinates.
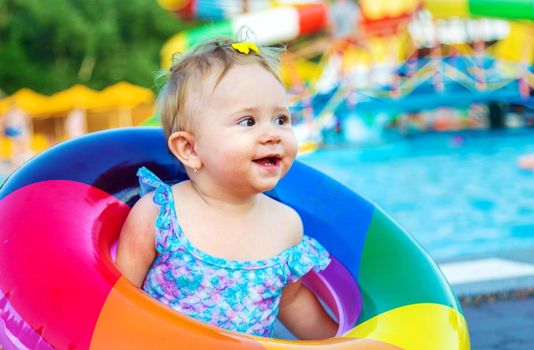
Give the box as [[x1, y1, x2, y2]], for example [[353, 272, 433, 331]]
[[179, 67, 219, 108], [210, 62, 278, 88], [183, 61, 282, 116], [190, 62, 240, 98], [180, 65, 226, 119]]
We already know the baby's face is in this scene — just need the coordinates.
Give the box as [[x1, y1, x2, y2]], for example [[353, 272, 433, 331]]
[[192, 63, 298, 196]]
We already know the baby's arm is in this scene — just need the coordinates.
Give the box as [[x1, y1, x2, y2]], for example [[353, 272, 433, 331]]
[[115, 194, 158, 288], [278, 279, 338, 340], [275, 204, 338, 339]]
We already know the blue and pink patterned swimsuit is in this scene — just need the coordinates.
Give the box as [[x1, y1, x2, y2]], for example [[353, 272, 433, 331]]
[[137, 167, 331, 337]]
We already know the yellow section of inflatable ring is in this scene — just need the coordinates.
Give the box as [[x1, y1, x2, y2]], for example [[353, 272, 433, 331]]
[[345, 303, 470, 350]]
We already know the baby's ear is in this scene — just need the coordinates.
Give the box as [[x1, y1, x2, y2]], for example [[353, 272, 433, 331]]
[[168, 131, 201, 171]]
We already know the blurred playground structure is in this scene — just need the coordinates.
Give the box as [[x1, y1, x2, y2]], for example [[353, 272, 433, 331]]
[[2, 0, 534, 167]]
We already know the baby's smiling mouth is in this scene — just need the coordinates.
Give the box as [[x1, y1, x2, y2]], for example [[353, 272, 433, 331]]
[[253, 155, 281, 167]]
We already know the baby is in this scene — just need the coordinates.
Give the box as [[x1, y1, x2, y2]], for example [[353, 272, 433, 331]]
[[116, 37, 338, 339]]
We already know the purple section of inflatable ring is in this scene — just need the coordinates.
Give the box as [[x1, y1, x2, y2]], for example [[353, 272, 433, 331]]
[[303, 255, 362, 335]]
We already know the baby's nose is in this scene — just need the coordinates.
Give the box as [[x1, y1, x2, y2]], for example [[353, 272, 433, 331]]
[[260, 129, 282, 144], [259, 124, 282, 144], [268, 133, 282, 143]]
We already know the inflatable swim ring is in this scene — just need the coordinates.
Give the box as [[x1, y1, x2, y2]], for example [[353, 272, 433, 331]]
[[0, 128, 469, 349]]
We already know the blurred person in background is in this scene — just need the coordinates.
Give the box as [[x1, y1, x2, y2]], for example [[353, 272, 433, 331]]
[[2, 105, 33, 169], [329, 0, 360, 39], [65, 108, 87, 139]]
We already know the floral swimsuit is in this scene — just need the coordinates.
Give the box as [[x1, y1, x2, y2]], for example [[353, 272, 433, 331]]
[[138, 167, 331, 337]]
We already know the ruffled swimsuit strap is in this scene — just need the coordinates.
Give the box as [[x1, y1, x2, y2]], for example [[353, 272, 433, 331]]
[[137, 166, 179, 252], [284, 235, 331, 283]]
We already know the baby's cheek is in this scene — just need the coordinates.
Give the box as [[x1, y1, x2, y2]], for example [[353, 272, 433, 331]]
[[219, 153, 248, 175], [286, 136, 299, 160]]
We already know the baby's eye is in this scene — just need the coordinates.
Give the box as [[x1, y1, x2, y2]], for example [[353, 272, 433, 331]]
[[274, 115, 290, 126], [238, 117, 255, 127]]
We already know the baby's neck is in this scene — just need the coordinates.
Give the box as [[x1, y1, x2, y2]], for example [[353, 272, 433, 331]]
[[190, 180, 259, 214]]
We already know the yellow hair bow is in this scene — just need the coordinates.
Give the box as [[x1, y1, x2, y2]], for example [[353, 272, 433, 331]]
[[231, 42, 260, 55]]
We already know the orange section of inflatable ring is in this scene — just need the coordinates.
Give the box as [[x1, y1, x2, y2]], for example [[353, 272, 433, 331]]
[[91, 277, 401, 350], [91, 276, 265, 349]]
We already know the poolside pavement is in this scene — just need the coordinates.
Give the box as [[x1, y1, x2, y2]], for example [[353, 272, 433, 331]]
[[440, 250, 534, 349], [441, 257, 534, 299], [461, 292, 534, 349]]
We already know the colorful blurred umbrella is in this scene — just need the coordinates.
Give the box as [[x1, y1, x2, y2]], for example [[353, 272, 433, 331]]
[[98, 81, 156, 128], [0, 89, 51, 116], [100, 82, 154, 108], [47, 84, 103, 114]]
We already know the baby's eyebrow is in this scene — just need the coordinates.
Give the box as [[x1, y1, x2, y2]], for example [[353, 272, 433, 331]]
[[235, 107, 259, 115], [274, 106, 290, 114], [233, 106, 289, 116]]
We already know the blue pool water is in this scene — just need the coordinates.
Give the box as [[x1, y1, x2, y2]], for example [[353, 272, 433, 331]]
[[299, 129, 534, 262]]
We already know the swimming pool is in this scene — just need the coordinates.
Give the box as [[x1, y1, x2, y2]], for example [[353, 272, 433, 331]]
[[299, 128, 534, 262]]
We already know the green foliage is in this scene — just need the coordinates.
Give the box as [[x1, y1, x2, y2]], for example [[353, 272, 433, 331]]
[[0, 0, 186, 95]]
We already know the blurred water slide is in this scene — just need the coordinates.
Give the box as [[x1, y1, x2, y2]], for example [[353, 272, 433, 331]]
[[159, 1, 328, 69], [157, 0, 316, 20], [424, 0, 534, 20], [423, 0, 534, 74]]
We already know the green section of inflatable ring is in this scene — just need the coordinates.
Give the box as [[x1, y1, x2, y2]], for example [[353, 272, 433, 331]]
[[357, 208, 462, 324]]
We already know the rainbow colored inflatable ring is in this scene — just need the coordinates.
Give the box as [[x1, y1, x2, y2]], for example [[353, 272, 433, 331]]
[[0, 128, 470, 350]]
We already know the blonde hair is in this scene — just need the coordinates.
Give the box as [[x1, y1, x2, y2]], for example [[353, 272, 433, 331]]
[[158, 36, 285, 141]]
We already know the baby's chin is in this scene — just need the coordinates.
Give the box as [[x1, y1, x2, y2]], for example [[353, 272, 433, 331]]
[[251, 180, 280, 194], [255, 184, 276, 194]]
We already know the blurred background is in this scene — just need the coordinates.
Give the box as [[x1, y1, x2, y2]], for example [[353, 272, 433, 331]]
[[0, 1, 533, 347]]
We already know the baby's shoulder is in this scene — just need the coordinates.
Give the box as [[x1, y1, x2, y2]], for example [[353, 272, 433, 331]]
[[262, 195, 303, 244], [131, 191, 158, 218], [122, 191, 159, 236]]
